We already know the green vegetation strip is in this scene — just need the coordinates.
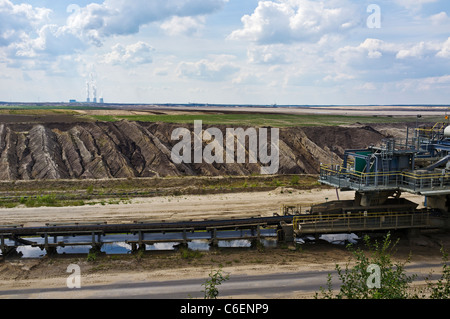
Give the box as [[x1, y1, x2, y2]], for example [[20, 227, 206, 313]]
[[90, 113, 443, 128], [0, 105, 444, 127], [0, 175, 323, 208]]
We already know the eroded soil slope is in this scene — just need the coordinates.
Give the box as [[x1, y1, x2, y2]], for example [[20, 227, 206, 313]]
[[0, 121, 390, 180]]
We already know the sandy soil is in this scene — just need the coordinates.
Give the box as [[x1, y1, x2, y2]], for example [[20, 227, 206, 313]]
[[1, 187, 444, 299], [0, 246, 446, 299], [0, 187, 424, 227]]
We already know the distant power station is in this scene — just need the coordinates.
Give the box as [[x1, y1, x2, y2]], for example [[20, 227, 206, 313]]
[[70, 77, 104, 104], [86, 80, 103, 104]]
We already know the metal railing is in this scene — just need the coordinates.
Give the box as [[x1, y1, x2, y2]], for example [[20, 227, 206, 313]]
[[415, 123, 447, 141], [281, 204, 320, 215], [320, 164, 450, 193], [293, 211, 430, 235]]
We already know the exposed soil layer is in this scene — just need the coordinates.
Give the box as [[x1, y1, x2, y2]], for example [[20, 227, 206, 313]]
[[0, 120, 391, 180]]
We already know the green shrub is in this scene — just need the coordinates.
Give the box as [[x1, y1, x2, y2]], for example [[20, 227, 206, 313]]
[[202, 268, 230, 299], [316, 233, 415, 299], [87, 251, 97, 262], [86, 185, 94, 195], [422, 246, 450, 299], [290, 175, 300, 185], [180, 248, 202, 260]]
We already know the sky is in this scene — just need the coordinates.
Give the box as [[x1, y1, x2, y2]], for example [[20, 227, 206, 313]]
[[0, 0, 450, 105]]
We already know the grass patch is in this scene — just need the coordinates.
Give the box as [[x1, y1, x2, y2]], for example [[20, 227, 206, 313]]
[[0, 175, 326, 208], [290, 175, 300, 185], [180, 248, 203, 260], [89, 113, 442, 128], [20, 194, 58, 207]]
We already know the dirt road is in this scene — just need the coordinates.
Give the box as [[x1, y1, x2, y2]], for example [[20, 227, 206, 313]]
[[1, 261, 445, 299]]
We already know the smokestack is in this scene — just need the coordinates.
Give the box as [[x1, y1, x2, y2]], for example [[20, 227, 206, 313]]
[[86, 82, 90, 103], [93, 85, 97, 103]]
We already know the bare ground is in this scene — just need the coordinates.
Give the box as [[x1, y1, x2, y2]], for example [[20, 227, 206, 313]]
[[0, 187, 448, 299], [0, 187, 422, 226], [0, 187, 344, 226], [0, 105, 448, 297]]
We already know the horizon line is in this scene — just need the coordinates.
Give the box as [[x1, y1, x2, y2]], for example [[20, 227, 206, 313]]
[[1, 101, 450, 108]]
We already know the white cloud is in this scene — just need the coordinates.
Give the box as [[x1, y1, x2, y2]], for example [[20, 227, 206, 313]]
[[232, 71, 264, 85], [395, 0, 439, 9], [323, 73, 356, 82], [160, 16, 206, 36], [0, 0, 86, 72], [396, 75, 450, 92], [396, 42, 430, 59], [3, 24, 86, 74], [356, 82, 377, 90], [430, 11, 449, 25], [35, 25, 85, 55], [177, 55, 239, 81], [247, 44, 289, 64], [0, 0, 228, 74], [325, 36, 450, 87], [334, 39, 399, 66], [334, 37, 450, 63], [228, 0, 360, 44], [437, 37, 450, 58], [1, 0, 450, 105], [65, 3, 109, 47], [423, 74, 450, 85], [102, 41, 154, 66], [0, 0, 51, 46], [392, 38, 450, 60], [66, 0, 228, 46]]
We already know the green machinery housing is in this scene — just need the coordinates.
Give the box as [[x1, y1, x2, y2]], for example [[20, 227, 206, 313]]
[[291, 122, 450, 237]]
